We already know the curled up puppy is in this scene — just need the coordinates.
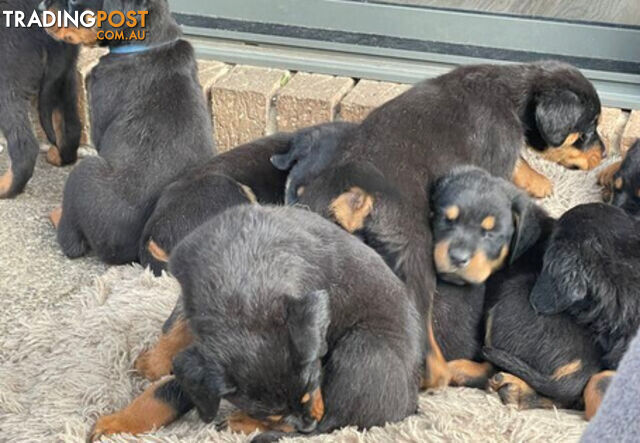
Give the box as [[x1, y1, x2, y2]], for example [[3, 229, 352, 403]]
[[91, 206, 424, 442]]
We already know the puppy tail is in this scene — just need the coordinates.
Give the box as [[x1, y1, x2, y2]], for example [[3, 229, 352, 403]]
[[483, 346, 588, 406]]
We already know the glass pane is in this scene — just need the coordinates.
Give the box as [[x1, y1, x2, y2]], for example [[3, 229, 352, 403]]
[[360, 0, 640, 27]]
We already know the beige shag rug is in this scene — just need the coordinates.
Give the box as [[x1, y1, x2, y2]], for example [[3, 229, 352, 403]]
[[0, 148, 619, 442]]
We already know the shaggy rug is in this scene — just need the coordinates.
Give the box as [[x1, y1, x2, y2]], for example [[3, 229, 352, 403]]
[[0, 148, 619, 442]]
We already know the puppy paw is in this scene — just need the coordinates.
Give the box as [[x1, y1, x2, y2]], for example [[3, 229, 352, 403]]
[[0, 169, 14, 198], [526, 175, 553, 199], [597, 161, 622, 187], [49, 207, 63, 229], [134, 348, 172, 381], [46, 146, 63, 167], [489, 372, 547, 410], [89, 413, 131, 441]]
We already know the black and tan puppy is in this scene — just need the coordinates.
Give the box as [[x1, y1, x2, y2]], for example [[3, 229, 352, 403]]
[[530, 203, 640, 369], [90, 205, 423, 441], [431, 167, 606, 413], [0, 0, 81, 198], [600, 139, 640, 216], [140, 122, 355, 275], [44, 0, 215, 263]]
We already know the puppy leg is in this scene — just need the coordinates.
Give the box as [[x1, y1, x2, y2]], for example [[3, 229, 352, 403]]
[[512, 157, 553, 198], [316, 329, 419, 433], [135, 317, 193, 381], [598, 161, 622, 188], [89, 377, 192, 441], [0, 98, 40, 198], [541, 145, 602, 171], [584, 370, 615, 420], [489, 372, 554, 409], [423, 317, 451, 389], [53, 67, 81, 166], [448, 360, 494, 388]]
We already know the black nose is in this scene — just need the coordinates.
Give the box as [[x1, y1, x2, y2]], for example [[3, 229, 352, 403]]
[[449, 247, 472, 268]]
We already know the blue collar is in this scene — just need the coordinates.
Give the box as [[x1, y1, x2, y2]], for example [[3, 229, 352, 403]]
[[109, 40, 178, 55]]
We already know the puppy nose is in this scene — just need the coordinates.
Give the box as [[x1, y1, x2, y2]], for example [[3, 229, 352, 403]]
[[449, 247, 472, 268]]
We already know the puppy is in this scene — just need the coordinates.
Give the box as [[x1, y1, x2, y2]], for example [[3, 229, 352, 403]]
[[91, 205, 423, 441], [0, 0, 81, 198], [140, 122, 354, 275], [601, 139, 640, 216], [45, 0, 216, 263], [431, 167, 605, 412], [270, 121, 357, 204], [530, 202, 640, 369]]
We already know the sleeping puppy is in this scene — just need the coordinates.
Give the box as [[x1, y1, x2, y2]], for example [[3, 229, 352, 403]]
[[140, 122, 354, 275], [44, 0, 216, 263], [270, 121, 357, 204], [0, 0, 81, 198], [602, 139, 640, 216], [90, 205, 423, 441], [431, 167, 605, 413]]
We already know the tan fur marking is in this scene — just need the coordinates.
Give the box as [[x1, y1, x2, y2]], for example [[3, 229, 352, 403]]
[[460, 245, 509, 284], [90, 378, 179, 440], [551, 359, 583, 380], [44, 9, 99, 46], [614, 177, 623, 190], [238, 183, 257, 203], [433, 240, 451, 275], [135, 318, 193, 381], [227, 411, 295, 435], [301, 393, 311, 404], [53, 108, 64, 148], [513, 157, 553, 198], [448, 360, 493, 387], [598, 161, 622, 187], [310, 388, 324, 422], [422, 312, 451, 389], [541, 144, 602, 171], [562, 132, 581, 147], [584, 370, 616, 420], [46, 146, 63, 167], [445, 205, 460, 221], [147, 239, 169, 263], [0, 169, 14, 196], [329, 187, 374, 233], [490, 372, 554, 410], [481, 216, 496, 231], [49, 207, 63, 229]]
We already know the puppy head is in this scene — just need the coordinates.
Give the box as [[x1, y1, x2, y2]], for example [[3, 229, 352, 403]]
[[610, 140, 640, 217], [530, 61, 604, 157], [39, 0, 103, 45], [431, 166, 548, 285], [297, 161, 399, 234], [177, 290, 330, 434]]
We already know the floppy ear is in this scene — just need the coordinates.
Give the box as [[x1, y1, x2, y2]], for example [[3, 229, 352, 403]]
[[535, 90, 583, 147], [271, 152, 295, 171], [172, 346, 234, 423], [510, 194, 548, 263], [329, 187, 374, 233], [286, 290, 331, 366]]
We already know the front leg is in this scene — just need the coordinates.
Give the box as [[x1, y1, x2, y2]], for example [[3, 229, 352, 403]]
[[89, 377, 193, 441], [448, 360, 494, 388], [541, 145, 602, 171], [512, 157, 553, 198], [489, 372, 554, 409], [135, 316, 193, 381]]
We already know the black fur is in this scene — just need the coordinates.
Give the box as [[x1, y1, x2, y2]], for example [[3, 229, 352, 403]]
[[0, 0, 80, 197], [140, 122, 354, 275], [53, 0, 215, 264], [610, 139, 640, 217], [529, 203, 640, 369], [167, 206, 423, 439]]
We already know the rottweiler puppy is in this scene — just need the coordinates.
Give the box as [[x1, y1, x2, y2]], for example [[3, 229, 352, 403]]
[[140, 122, 355, 276], [270, 121, 357, 204], [431, 167, 606, 414], [599, 139, 640, 216], [44, 0, 216, 264], [90, 205, 423, 441], [0, 0, 81, 198]]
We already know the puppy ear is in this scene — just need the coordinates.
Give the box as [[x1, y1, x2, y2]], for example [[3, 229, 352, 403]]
[[510, 193, 548, 263], [271, 152, 295, 171], [286, 290, 330, 366], [329, 187, 374, 233], [535, 90, 583, 147], [172, 346, 234, 423], [529, 250, 588, 315]]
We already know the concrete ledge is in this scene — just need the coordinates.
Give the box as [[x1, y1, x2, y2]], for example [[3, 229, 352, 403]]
[[340, 79, 411, 123]]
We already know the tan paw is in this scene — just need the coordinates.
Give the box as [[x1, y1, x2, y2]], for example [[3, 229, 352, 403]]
[[46, 146, 63, 167]]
